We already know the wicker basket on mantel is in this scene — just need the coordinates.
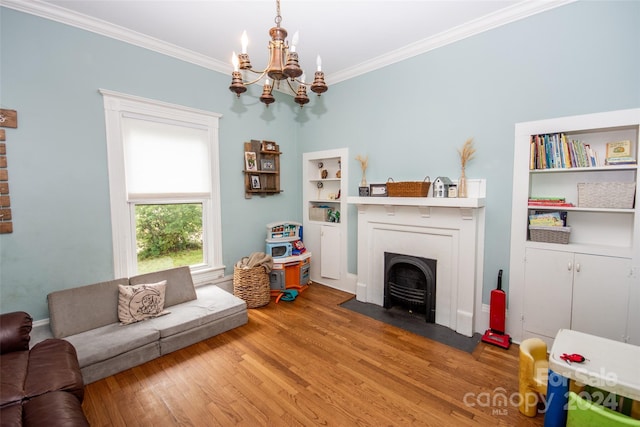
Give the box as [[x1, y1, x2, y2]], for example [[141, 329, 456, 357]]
[[386, 177, 431, 197]]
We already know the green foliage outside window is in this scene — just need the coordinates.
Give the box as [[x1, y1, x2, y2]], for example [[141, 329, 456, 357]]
[[135, 203, 203, 260]]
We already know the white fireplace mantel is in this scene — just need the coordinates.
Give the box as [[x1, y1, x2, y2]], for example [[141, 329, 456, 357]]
[[347, 179, 486, 337]]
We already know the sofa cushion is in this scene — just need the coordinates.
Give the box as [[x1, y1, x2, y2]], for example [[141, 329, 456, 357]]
[[64, 323, 159, 368], [25, 339, 84, 402], [118, 281, 169, 325], [0, 311, 32, 354], [130, 266, 197, 308], [150, 285, 247, 338], [79, 342, 159, 385], [0, 403, 22, 426], [0, 351, 28, 407], [22, 391, 89, 427], [48, 278, 129, 338]]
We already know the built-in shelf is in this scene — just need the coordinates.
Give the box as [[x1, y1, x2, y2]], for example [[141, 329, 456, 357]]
[[508, 108, 640, 346], [303, 148, 351, 292]]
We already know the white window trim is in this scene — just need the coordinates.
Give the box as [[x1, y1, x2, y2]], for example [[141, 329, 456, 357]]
[[100, 89, 224, 284]]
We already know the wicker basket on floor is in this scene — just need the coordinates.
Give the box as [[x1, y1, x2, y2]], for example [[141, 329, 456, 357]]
[[233, 266, 270, 308]]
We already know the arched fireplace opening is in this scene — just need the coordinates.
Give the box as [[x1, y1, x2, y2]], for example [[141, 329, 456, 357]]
[[383, 252, 436, 323]]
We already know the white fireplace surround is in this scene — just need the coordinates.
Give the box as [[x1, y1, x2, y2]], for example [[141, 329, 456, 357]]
[[348, 179, 486, 337]]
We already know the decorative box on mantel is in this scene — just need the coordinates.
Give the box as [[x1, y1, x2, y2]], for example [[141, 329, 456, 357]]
[[347, 178, 486, 337]]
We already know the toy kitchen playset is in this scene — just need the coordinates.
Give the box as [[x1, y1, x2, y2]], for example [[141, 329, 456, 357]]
[[265, 221, 311, 293]]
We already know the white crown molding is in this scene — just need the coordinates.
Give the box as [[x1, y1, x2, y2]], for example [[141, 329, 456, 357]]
[[329, 0, 576, 84], [2, 0, 576, 85], [0, 0, 232, 74]]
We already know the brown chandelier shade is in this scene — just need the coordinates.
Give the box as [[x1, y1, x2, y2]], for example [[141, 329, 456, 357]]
[[229, 0, 328, 108]]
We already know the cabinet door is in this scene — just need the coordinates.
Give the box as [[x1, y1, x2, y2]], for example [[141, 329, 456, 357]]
[[571, 254, 630, 342], [523, 248, 574, 339], [320, 225, 340, 279]]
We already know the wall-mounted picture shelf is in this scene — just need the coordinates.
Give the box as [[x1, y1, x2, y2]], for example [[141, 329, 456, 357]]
[[243, 140, 281, 198]]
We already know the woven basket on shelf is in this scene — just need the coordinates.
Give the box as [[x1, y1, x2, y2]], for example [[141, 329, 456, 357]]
[[386, 176, 431, 197], [529, 226, 571, 244], [233, 266, 270, 308], [577, 182, 636, 209]]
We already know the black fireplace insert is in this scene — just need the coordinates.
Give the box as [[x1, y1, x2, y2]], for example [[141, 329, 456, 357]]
[[383, 252, 436, 323]]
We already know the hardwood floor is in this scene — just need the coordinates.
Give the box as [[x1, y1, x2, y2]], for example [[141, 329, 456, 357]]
[[82, 284, 544, 426]]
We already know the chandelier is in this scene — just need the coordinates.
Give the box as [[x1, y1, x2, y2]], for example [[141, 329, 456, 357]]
[[228, 0, 328, 107]]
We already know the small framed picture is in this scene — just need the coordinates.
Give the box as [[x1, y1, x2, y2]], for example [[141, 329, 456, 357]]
[[261, 140, 277, 152], [358, 186, 370, 197], [245, 152, 257, 171], [369, 183, 388, 197], [250, 175, 261, 189], [261, 159, 275, 171]]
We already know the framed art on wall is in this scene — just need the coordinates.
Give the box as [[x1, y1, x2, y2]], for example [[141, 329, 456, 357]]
[[245, 152, 257, 171], [261, 159, 275, 171], [250, 175, 261, 189], [261, 140, 277, 152]]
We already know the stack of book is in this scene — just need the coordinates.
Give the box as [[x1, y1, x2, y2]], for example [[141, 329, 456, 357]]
[[529, 133, 598, 170], [528, 197, 574, 207], [605, 140, 636, 166], [529, 211, 567, 226]]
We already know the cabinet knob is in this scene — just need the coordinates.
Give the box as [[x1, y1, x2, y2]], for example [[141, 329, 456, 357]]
[[575, 263, 581, 272], [568, 262, 572, 271]]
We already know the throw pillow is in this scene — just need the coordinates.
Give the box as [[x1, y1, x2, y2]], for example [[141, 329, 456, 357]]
[[118, 280, 170, 325]]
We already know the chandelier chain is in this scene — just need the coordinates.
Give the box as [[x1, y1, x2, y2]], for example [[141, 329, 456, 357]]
[[274, 0, 282, 26]]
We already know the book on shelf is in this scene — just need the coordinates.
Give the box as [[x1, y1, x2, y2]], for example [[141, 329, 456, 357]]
[[605, 156, 637, 166], [528, 197, 574, 207], [604, 140, 635, 165], [606, 140, 631, 159], [529, 210, 567, 226], [530, 133, 598, 169]]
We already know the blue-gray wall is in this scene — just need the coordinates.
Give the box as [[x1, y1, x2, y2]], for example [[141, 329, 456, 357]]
[[297, 0, 640, 301], [1, 1, 639, 320]]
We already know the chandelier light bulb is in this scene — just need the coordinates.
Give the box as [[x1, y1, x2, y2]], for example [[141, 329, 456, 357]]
[[290, 31, 299, 52], [316, 55, 322, 72], [241, 30, 248, 54], [231, 52, 239, 71]]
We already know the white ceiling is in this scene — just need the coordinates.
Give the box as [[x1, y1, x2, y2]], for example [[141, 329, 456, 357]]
[[5, 0, 573, 84]]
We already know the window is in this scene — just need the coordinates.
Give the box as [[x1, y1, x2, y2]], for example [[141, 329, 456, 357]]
[[101, 90, 223, 284]]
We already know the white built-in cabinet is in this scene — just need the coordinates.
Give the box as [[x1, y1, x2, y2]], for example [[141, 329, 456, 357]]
[[302, 148, 350, 291], [523, 248, 630, 342], [508, 109, 640, 347], [320, 225, 341, 280]]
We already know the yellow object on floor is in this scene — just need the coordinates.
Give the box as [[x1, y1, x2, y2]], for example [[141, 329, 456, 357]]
[[518, 338, 549, 417]]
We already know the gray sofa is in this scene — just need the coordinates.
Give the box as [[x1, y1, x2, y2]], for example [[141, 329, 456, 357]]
[[45, 266, 248, 384]]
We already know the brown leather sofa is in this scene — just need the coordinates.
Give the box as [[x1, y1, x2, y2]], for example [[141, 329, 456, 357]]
[[0, 311, 89, 426]]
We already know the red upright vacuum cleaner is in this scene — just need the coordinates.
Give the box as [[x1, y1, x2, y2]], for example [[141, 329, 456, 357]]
[[481, 269, 511, 349]]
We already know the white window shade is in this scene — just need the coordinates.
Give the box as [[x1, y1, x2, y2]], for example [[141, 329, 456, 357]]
[[123, 117, 211, 196]]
